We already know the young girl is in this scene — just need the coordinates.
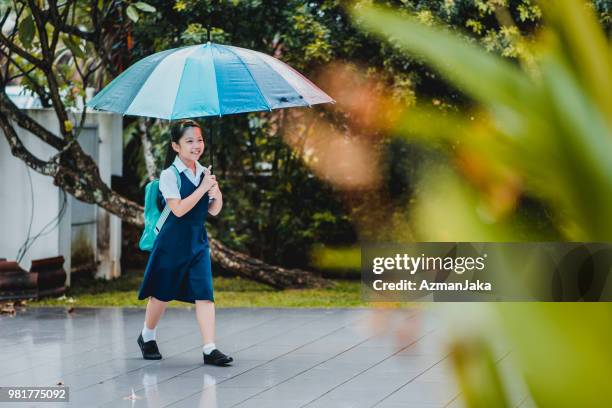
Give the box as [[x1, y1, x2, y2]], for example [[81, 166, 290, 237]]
[[137, 119, 233, 367]]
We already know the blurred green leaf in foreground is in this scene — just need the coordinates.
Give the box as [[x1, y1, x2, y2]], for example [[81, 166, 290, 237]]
[[343, 1, 612, 407], [353, 0, 612, 242]]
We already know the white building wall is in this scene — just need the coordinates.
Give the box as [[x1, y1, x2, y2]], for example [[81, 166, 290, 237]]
[[0, 108, 123, 284], [0, 110, 67, 272]]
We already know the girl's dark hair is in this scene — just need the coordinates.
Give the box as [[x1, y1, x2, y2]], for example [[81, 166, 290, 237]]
[[163, 119, 202, 168]]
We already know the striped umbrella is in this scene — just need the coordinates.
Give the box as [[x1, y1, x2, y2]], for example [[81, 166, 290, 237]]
[[87, 41, 334, 169]]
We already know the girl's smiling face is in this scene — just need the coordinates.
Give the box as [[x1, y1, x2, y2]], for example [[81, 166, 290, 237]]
[[172, 126, 205, 163]]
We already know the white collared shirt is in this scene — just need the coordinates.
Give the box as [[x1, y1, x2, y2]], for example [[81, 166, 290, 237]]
[[158, 156, 207, 200]]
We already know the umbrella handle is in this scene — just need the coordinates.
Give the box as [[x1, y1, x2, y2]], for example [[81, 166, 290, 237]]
[[203, 165, 215, 204]]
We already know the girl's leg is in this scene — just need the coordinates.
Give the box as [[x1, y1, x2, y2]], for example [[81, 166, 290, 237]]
[[144, 296, 168, 330], [138, 297, 165, 360], [196, 300, 233, 365], [195, 300, 215, 344]]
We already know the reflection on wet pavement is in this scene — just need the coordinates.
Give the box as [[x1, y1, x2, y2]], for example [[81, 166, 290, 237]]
[[0, 307, 510, 407]]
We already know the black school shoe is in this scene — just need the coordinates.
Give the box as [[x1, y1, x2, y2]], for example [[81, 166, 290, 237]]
[[203, 349, 233, 366], [137, 333, 162, 360]]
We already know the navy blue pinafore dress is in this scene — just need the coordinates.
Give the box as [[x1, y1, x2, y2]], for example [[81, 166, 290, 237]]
[[137, 171, 214, 304]]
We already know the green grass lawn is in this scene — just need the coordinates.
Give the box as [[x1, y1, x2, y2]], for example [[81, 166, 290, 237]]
[[28, 270, 377, 308]]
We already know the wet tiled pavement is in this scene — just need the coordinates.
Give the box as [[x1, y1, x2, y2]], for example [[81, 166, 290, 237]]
[[0, 307, 517, 407]]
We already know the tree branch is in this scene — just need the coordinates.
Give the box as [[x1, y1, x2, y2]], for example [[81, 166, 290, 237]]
[[53, 143, 144, 225], [0, 32, 45, 69], [0, 48, 50, 104], [0, 113, 58, 174], [0, 7, 11, 31], [0, 91, 65, 149], [210, 239, 330, 289], [26, 0, 51, 62], [47, 0, 97, 42], [47, 0, 71, 53], [138, 118, 158, 181], [26, 0, 75, 140]]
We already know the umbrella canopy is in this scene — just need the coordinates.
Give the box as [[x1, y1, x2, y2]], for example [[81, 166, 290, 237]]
[[87, 42, 334, 119]]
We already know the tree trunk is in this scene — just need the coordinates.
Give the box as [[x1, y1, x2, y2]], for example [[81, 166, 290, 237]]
[[138, 118, 157, 181], [210, 239, 331, 289]]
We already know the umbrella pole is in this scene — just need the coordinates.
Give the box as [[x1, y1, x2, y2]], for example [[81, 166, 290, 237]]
[[207, 6, 214, 173], [208, 116, 214, 173]]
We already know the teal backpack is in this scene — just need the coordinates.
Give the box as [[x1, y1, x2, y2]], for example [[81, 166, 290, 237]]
[[139, 165, 181, 251]]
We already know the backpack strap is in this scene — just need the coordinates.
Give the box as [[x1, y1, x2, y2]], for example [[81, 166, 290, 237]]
[[154, 165, 181, 234]]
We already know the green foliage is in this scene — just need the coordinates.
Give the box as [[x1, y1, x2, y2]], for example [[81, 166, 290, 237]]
[[124, 114, 357, 270], [126, 1, 156, 22], [198, 116, 357, 269], [4, 2, 107, 109], [118, 0, 610, 274], [18, 14, 35, 49], [351, 0, 612, 407], [449, 336, 511, 408], [126, 5, 140, 22], [9, 0, 610, 275], [133, 1, 156, 13], [354, 1, 612, 241], [62, 35, 85, 59], [180, 25, 228, 44]]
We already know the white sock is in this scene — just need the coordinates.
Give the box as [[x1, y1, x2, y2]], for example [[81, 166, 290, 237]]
[[202, 342, 216, 355], [142, 323, 156, 342]]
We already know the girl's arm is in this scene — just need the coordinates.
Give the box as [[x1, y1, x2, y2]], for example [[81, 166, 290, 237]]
[[167, 175, 217, 217]]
